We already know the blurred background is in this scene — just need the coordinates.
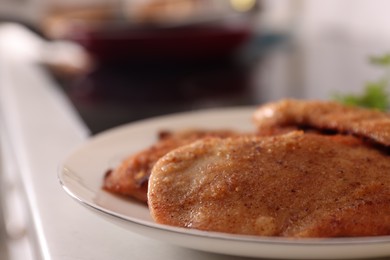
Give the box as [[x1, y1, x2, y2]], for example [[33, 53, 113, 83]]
[[2, 0, 390, 134], [1, 1, 390, 260]]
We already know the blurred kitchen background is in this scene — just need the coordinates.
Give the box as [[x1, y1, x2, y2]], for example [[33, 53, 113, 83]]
[[1, 1, 390, 259], [2, 0, 390, 134]]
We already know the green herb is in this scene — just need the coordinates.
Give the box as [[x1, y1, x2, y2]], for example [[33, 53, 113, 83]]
[[333, 53, 390, 111], [370, 54, 390, 67], [333, 81, 389, 110]]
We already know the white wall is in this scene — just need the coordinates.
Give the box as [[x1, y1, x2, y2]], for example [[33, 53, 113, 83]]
[[299, 0, 390, 99], [258, 0, 390, 101]]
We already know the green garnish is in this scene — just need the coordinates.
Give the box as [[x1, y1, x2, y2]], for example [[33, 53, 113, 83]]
[[370, 54, 390, 67], [333, 53, 390, 111]]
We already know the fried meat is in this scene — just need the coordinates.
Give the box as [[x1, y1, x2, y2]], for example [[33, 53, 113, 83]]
[[148, 132, 390, 237], [253, 99, 390, 146], [103, 129, 240, 202]]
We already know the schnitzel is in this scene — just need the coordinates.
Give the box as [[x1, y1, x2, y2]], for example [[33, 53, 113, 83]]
[[103, 129, 240, 202], [104, 99, 390, 237], [253, 99, 390, 146], [148, 132, 390, 237]]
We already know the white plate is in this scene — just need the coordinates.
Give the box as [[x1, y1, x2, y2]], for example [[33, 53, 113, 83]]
[[59, 107, 390, 259]]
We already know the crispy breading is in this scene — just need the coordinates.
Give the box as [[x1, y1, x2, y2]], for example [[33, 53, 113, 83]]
[[253, 99, 390, 146], [148, 132, 390, 237], [103, 129, 240, 202]]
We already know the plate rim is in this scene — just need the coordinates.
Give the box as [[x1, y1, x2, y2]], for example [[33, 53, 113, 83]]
[[59, 166, 390, 246], [58, 106, 390, 258]]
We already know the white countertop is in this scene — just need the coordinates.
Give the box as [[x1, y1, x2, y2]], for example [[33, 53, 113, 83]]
[[0, 24, 256, 260]]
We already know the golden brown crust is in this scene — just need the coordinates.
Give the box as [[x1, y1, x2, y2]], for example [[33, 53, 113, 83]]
[[253, 99, 390, 146], [148, 132, 390, 237], [103, 129, 241, 202]]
